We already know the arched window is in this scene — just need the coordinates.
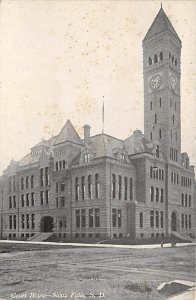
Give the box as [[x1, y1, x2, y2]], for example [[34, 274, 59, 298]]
[[160, 52, 163, 61], [112, 174, 116, 199], [140, 213, 143, 228], [156, 145, 159, 158], [75, 178, 79, 201], [150, 166, 153, 178], [81, 176, 85, 200], [150, 186, 154, 202], [148, 57, 152, 65], [156, 188, 159, 202], [118, 175, 122, 200], [88, 175, 92, 199], [154, 54, 158, 63], [95, 174, 100, 199], [124, 177, 128, 200]]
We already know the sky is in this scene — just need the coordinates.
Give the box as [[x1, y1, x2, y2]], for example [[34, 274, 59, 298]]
[[0, 0, 196, 174]]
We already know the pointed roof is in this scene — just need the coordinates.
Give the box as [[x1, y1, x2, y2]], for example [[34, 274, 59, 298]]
[[143, 7, 181, 42], [54, 119, 83, 145]]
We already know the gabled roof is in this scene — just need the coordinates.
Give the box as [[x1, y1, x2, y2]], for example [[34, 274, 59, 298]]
[[143, 7, 181, 42], [31, 139, 49, 149], [54, 119, 83, 146]]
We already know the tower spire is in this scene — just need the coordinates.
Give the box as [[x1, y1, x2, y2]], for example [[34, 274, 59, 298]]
[[161, 2, 162, 9]]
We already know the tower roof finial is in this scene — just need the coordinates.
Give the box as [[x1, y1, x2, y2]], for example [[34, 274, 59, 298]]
[[161, 2, 162, 9]]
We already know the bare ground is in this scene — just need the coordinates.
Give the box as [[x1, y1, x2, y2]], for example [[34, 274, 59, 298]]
[[0, 242, 195, 300]]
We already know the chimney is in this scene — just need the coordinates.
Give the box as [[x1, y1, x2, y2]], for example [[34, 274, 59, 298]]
[[83, 125, 91, 141]]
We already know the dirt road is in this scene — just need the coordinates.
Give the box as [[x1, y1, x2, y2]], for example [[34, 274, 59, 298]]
[[0, 243, 195, 300]]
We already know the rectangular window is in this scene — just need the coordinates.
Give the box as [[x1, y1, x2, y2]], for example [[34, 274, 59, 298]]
[[95, 174, 100, 199], [89, 209, 94, 227], [26, 177, 29, 189], [159, 98, 161, 107], [45, 167, 49, 186], [160, 211, 164, 228], [31, 175, 34, 188], [21, 194, 24, 207], [189, 215, 191, 229], [118, 210, 122, 228], [60, 197, 65, 207], [150, 210, 154, 228], [32, 214, 35, 229], [56, 162, 58, 171], [182, 214, 184, 228], [40, 191, 44, 205], [45, 190, 49, 204], [81, 176, 85, 200], [81, 209, 86, 227], [118, 176, 122, 200], [26, 214, 29, 229], [124, 177, 128, 200], [26, 194, 29, 206], [185, 214, 188, 229], [60, 183, 65, 192], [155, 114, 157, 123], [160, 189, 164, 203], [56, 197, 58, 208], [40, 169, 44, 186], [9, 215, 12, 229], [31, 193, 35, 206], [159, 129, 161, 139], [112, 209, 116, 227], [112, 174, 116, 199], [189, 195, 191, 207], [156, 211, 159, 228], [9, 196, 12, 209], [150, 101, 152, 110], [130, 178, 133, 200], [56, 182, 59, 193], [95, 208, 100, 227], [75, 178, 79, 201], [21, 214, 25, 229], [21, 178, 24, 190], [84, 153, 90, 163], [88, 175, 92, 199], [76, 210, 80, 228]]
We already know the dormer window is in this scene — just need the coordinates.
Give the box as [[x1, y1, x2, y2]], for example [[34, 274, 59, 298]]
[[84, 153, 91, 163]]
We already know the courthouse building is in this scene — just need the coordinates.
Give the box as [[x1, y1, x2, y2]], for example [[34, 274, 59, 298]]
[[0, 7, 195, 241]]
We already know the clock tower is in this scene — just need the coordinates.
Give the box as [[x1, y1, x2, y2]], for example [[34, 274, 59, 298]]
[[143, 7, 181, 164]]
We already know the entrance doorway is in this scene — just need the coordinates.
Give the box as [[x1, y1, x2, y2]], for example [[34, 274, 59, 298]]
[[40, 216, 54, 232], [171, 211, 177, 231]]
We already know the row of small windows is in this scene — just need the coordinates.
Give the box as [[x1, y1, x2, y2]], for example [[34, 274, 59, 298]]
[[170, 147, 178, 162], [55, 160, 67, 171], [181, 176, 192, 188], [55, 149, 66, 156], [8, 176, 16, 193], [76, 208, 101, 228], [75, 233, 102, 239], [8, 233, 34, 239], [150, 211, 164, 228], [150, 187, 164, 203], [9, 214, 35, 230], [181, 214, 191, 229], [171, 172, 179, 184], [148, 52, 163, 66], [169, 52, 178, 66], [181, 194, 192, 207], [112, 175, 133, 201], [21, 175, 35, 190], [21, 193, 35, 207], [150, 166, 164, 181], [75, 174, 100, 201], [40, 168, 50, 186]]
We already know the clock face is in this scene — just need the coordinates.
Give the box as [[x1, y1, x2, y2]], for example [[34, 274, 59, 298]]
[[169, 75, 177, 90], [150, 75, 162, 90]]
